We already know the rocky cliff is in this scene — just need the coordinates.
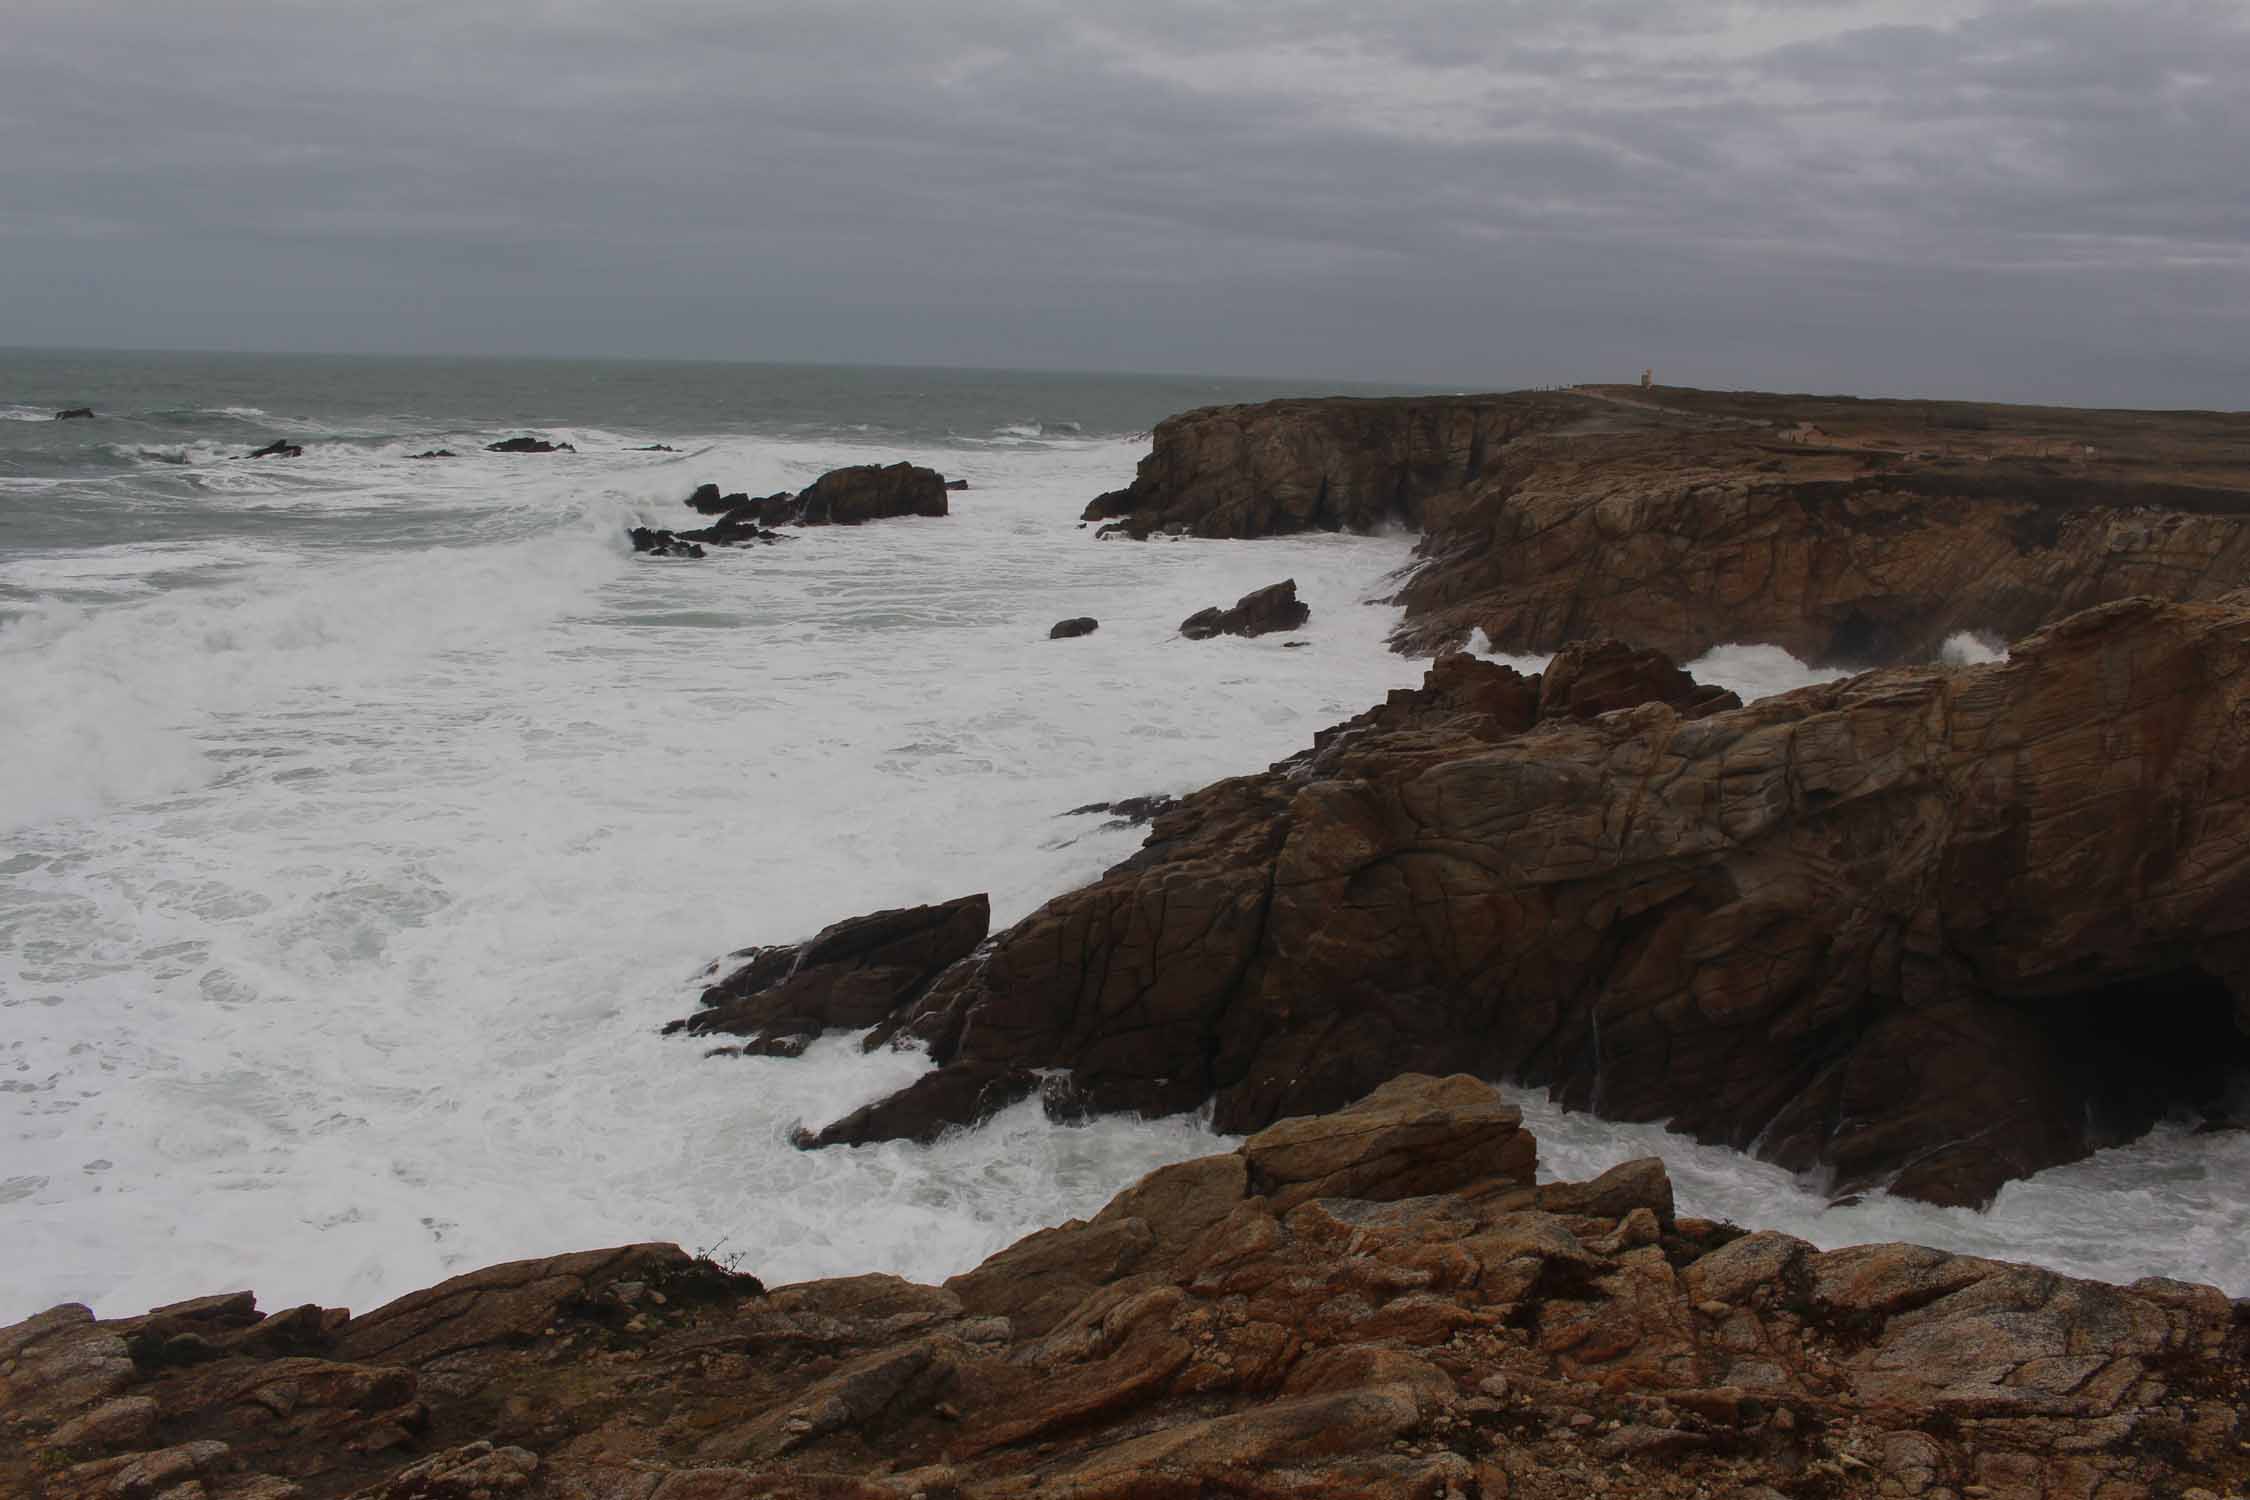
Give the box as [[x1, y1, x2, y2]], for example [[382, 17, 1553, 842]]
[[1083, 393, 1590, 539], [751, 598, 2250, 1207], [7, 1076, 2243, 1500], [1090, 385, 2250, 664]]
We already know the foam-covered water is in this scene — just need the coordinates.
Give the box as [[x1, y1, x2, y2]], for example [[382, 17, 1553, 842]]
[[3, 353, 2238, 1325]]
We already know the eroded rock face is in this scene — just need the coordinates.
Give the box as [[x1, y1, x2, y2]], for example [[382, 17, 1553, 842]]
[[1090, 384, 2250, 665], [793, 598, 2250, 1204], [1180, 579, 1310, 640], [7, 1079, 2244, 1500], [1084, 392, 1592, 538]]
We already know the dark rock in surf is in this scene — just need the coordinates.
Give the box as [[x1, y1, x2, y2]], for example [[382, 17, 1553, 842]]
[[946, 479, 970, 491], [1063, 795, 1177, 827], [634, 444, 677, 452], [794, 462, 948, 526], [408, 449, 456, 460], [246, 439, 302, 459], [1049, 617, 1099, 639], [668, 893, 990, 1054], [685, 483, 742, 515], [627, 527, 705, 559], [1179, 579, 1309, 640], [54, 407, 95, 420], [486, 437, 575, 454]]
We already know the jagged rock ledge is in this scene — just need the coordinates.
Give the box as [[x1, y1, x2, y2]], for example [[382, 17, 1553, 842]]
[[5, 1076, 2243, 1499], [1089, 385, 2250, 665], [684, 601, 2250, 1207]]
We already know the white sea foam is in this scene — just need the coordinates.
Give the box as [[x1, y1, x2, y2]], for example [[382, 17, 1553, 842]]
[[1941, 629, 2010, 665], [0, 433, 1438, 1319], [1516, 1087, 2250, 1293]]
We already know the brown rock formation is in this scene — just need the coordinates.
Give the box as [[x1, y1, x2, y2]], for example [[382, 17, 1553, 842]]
[[7, 1078, 2244, 1500], [1089, 384, 2250, 665], [667, 894, 988, 1056], [1085, 393, 1592, 538], [1179, 579, 1310, 640], [792, 598, 2250, 1205]]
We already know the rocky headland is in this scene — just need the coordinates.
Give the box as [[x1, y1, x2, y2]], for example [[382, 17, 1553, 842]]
[[8, 1075, 2244, 1500], [1090, 385, 2250, 665]]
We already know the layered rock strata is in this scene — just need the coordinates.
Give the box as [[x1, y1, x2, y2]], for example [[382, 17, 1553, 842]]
[[764, 600, 2250, 1206], [6, 1077, 2243, 1500], [1089, 386, 2250, 665], [1085, 393, 1591, 538]]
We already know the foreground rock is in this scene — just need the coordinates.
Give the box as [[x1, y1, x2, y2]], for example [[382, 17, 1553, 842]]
[[7, 1077, 2244, 1500], [1180, 579, 1310, 639], [788, 600, 2250, 1205], [1093, 385, 2250, 664], [485, 437, 574, 454]]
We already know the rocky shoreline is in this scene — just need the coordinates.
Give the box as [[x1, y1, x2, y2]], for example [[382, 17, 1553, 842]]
[[8, 1075, 2244, 1500], [16, 383, 2250, 1497]]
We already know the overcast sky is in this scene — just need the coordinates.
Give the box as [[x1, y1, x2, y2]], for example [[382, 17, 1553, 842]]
[[5, 1, 2245, 403]]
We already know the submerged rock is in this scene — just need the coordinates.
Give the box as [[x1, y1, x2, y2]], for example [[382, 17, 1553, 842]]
[[1180, 579, 1309, 639], [485, 436, 574, 454], [8, 1077, 2243, 1500], [407, 448, 456, 459], [53, 407, 95, 420], [626, 526, 705, 558], [244, 439, 301, 459]]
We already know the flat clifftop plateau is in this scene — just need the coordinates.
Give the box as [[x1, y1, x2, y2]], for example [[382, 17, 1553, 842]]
[[1087, 384, 2250, 665], [8, 1076, 2245, 1500], [736, 601, 2250, 1207]]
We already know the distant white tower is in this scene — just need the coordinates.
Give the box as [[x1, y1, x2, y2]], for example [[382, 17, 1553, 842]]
[[1640, 368, 1653, 389]]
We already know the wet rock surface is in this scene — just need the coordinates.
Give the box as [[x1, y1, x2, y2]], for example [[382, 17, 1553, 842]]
[[1048, 617, 1099, 639], [54, 407, 95, 420], [787, 600, 2250, 1203], [1179, 579, 1310, 640], [7, 1077, 2244, 1500], [666, 894, 990, 1055], [245, 440, 301, 460], [485, 437, 574, 454]]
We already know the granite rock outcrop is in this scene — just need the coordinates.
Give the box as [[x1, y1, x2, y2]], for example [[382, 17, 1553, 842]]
[[1088, 385, 2250, 665], [783, 598, 2250, 1206]]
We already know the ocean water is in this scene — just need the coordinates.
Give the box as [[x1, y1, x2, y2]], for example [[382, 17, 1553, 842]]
[[2, 350, 2240, 1324]]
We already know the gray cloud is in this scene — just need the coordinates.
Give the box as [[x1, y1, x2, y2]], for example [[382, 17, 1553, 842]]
[[3, 0, 2244, 403]]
